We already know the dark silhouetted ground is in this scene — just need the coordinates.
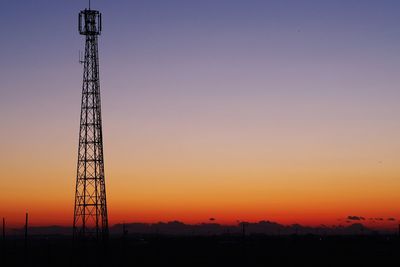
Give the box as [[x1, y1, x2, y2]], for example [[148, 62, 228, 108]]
[[1, 234, 399, 266]]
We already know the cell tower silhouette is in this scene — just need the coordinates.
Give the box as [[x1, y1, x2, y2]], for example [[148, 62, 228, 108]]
[[73, 5, 108, 241]]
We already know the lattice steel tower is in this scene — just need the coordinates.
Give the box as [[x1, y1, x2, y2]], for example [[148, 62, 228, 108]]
[[73, 7, 108, 241]]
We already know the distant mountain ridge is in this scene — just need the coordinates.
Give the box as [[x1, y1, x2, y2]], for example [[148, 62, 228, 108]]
[[6, 220, 387, 236]]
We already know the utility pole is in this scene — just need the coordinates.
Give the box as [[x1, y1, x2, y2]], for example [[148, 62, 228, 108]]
[[398, 223, 400, 237], [122, 222, 127, 237], [241, 222, 247, 238], [24, 213, 28, 247], [24, 211, 29, 264], [2, 217, 5, 265]]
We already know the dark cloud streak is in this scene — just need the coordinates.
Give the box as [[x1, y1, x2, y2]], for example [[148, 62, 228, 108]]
[[347, 216, 365, 221]]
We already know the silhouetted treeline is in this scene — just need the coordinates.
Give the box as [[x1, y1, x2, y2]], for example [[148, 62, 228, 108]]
[[4, 220, 387, 237]]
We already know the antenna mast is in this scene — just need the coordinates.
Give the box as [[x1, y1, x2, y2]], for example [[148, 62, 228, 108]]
[[74, 6, 108, 242]]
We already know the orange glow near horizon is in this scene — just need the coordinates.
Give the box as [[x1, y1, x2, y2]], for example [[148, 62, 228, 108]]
[[1, 160, 399, 230], [1, 126, 400, 230]]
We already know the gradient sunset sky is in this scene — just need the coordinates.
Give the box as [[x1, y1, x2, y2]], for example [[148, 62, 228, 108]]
[[1, 0, 400, 229]]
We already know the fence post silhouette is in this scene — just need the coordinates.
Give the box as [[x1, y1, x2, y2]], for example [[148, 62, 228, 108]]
[[2, 217, 4, 241]]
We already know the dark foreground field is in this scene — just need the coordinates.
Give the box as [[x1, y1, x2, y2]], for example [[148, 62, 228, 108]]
[[1, 234, 399, 266]]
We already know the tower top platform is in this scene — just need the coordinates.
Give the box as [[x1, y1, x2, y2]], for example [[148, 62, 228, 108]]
[[79, 9, 102, 36]]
